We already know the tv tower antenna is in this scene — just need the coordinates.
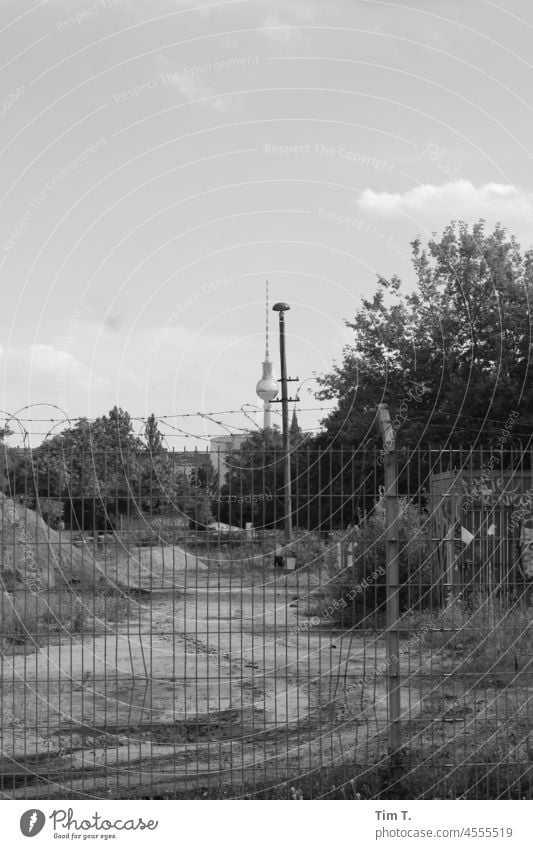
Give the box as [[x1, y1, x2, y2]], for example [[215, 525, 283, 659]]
[[265, 280, 270, 359]]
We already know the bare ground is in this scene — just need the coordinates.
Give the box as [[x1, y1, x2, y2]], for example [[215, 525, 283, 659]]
[[1, 551, 530, 798]]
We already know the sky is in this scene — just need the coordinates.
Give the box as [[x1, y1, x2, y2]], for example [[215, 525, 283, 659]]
[[1, 0, 533, 447]]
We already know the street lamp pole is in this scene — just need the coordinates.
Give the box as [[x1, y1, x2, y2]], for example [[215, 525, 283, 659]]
[[272, 302, 298, 548]]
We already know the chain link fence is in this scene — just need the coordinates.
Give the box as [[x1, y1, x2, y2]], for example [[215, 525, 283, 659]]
[[0, 445, 531, 799]]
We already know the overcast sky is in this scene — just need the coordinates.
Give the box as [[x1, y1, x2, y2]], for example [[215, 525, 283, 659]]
[[1, 0, 532, 447]]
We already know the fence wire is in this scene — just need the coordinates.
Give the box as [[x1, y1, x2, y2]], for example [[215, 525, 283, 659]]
[[0, 446, 531, 799]]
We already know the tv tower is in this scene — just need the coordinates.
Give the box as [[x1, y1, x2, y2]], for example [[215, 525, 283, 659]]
[[255, 281, 278, 429]]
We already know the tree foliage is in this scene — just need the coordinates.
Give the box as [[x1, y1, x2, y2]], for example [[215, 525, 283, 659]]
[[317, 220, 533, 450], [0, 425, 13, 492], [7, 407, 212, 530], [144, 413, 164, 453], [217, 427, 310, 529]]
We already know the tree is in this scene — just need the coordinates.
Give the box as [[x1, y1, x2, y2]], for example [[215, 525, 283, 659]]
[[0, 426, 12, 442], [10, 407, 146, 529], [8, 407, 210, 531], [144, 413, 164, 453], [0, 425, 13, 492], [217, 426, 311, 529], [317, 220, 533, 451]]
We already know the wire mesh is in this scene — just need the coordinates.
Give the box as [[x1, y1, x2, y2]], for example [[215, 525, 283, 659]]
[[0, 444, 531, 799]]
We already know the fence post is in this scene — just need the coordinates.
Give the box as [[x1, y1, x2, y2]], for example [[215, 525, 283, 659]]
[[377, 404, 401, 757]]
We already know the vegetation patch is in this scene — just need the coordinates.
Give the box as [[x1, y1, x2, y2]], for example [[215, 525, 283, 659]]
[[0, 588, 134, 648]]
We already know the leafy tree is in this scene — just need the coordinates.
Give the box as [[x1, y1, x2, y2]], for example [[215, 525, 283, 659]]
[[8, 407, 212, 531], [0, 425, 13, 492], [144, 413, 164, 453], [138, 451, 211, 527], [8, 407, 145, 528], [217, 426, 311, 529], [317, 220, 533, 451]]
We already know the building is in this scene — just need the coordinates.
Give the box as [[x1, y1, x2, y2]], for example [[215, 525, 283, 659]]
[[209, 434, 248, 484]]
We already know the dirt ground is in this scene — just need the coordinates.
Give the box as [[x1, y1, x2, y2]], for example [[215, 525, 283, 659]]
[[1, 547, 527, 798], [0, 547, 397, 797]]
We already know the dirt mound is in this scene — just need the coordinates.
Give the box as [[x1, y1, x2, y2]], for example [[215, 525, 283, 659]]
[[0, 494, 104, 591], [108, 545, 207, 590]]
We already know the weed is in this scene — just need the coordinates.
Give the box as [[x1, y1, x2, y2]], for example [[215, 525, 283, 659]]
[[0, 588, 132, 645]]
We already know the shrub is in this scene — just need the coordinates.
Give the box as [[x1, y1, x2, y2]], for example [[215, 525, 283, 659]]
[[0, 588, 133, 646], [35, 497, 64, 528], [417, 592, 533, 680], [328, 493, 433, 627], [285, 530, 336, 570]]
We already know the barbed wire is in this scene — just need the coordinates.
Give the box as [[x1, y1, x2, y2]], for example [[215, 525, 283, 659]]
[[0, 403, 336, 448], [0, 405, 337, 424], [2, 404, 532, 449]]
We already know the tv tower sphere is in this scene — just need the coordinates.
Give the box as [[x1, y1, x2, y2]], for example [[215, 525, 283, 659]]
[[256, 373, 278, 402]]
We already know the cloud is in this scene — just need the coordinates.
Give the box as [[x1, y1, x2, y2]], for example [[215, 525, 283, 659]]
[[260, 14, 305, 44], [357, 180, 533, 224], [29, 345, 110, 387], [0, 345, 112, 426], [30, 344, 80, 372], [156, 54, 215, 99], [259, 0, 319, 44], [154, 54, 242, 112]]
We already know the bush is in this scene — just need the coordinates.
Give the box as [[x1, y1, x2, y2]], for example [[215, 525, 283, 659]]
[[328, 493, 433, 627], [0, 588, 133, 646], [35, 497, 64, 528], [416, 593, 533, 680], [285, 530, 336, 570]]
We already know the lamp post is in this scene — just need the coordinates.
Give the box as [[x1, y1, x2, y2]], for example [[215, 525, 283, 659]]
[[272, 302, 298, 551]]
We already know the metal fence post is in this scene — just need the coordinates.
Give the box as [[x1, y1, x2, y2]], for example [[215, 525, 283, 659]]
[[377, 404, 401, 756]]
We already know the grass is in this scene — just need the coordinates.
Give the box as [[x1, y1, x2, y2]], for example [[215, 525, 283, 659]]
[[0, 588, 134, 647], [181, 530, 336, 589], [405, 593, 533, 682], [28, 753, 532, 799]]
